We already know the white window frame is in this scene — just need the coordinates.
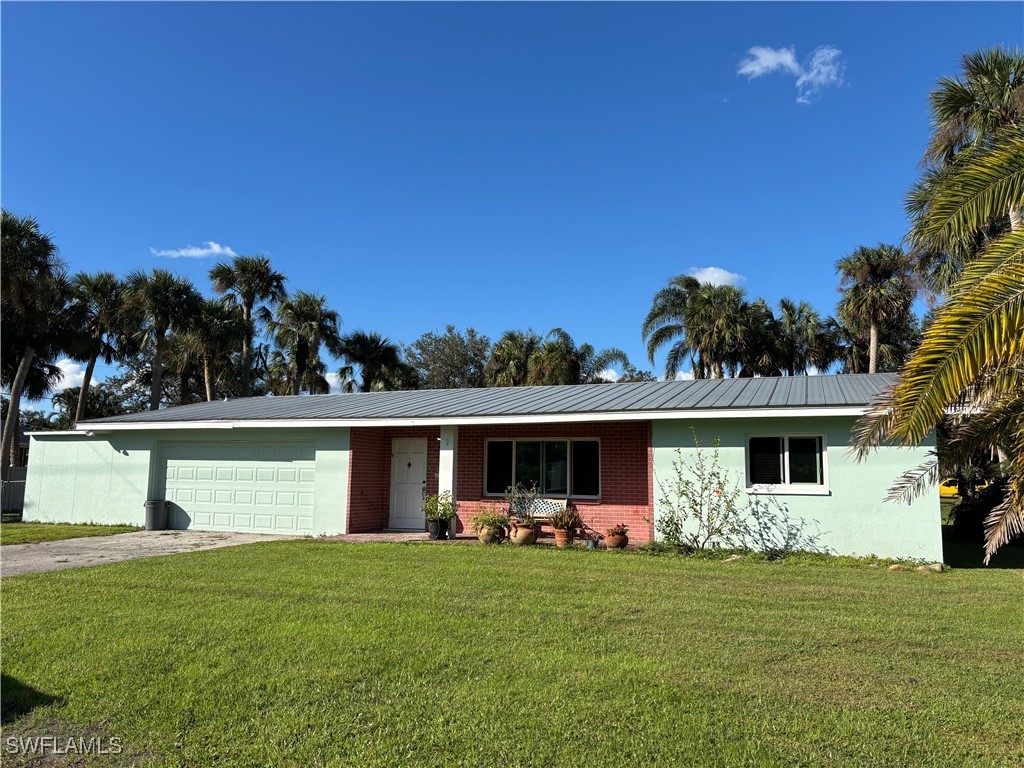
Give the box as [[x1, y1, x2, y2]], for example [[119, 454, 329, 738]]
[[744, 433, 830, 496], [483, 437, 602, 500]]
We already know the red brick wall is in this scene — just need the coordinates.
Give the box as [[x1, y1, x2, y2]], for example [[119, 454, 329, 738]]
[[453, 421, 654, 542], [347, 427, 440, 533]]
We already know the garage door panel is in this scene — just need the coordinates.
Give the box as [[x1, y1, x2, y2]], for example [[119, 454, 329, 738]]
[[163, 442, 315, 535]]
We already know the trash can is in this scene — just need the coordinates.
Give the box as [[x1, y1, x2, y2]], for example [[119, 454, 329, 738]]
[[144, 500, 168, 531]]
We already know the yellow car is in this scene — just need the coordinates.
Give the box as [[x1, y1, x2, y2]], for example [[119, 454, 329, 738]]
[[939, 478, 991, 499]]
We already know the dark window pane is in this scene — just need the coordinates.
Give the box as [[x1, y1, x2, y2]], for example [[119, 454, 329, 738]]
[[571, 440, 600, 496], [485, 441, 513, 495], [749, 437, 783, 485], [788, 437, 823, 484], [515, 441, 541, 492], [543, 441, 568, 496]]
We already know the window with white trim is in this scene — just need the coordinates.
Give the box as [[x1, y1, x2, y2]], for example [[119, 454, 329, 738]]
[[484, 439, 600, 498], [746, 435, 826, 491]]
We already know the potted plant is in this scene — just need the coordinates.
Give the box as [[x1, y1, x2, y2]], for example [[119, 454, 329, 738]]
[[549, 503, 583, 549], [505, 483, 540, 545], [470, 504, 510, 544], [604, 523, 629, 549], [422, 491, 458, 540]]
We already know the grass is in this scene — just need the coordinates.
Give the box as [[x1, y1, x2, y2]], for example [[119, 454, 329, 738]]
[[2, 542, 1022, 768], [0, 521, 141, 546]]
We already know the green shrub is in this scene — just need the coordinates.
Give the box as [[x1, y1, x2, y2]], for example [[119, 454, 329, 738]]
[[421, 491, 458, 522]]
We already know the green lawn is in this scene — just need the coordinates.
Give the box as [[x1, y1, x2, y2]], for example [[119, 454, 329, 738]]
[[2, 542, 1022, 768], [0, 521, 140, 546]]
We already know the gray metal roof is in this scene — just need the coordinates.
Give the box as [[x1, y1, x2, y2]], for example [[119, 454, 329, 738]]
[[82, 373, 895, 425]]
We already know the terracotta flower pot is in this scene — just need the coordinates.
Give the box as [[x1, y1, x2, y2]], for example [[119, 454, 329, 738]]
[[605, 533, 628, 549], [511, 524, 538, 546], [553, 529, 575, 549], [477, 526, 505, 544]]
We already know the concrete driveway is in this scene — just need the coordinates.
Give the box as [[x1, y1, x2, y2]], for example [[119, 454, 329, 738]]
[[1, 530, 295, 578]]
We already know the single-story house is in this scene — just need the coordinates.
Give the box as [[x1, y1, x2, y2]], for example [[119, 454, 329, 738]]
[[23, 373, 942, 561]]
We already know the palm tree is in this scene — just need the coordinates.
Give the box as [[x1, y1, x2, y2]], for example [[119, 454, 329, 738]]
[[910, 48, 1024, 295], [486, 330, 541, 387], [835, 244, 916, 374], [69, 272, 134, 423], [209, 256, 286, 395], [0, 212, 82, 476], [686, 284, 749, 378], [642, 275, 702, 379], [268, 292, 343, 395], [777, 298, 825, 376], [854, 128, 1024, 562], [922, 48, 1024, 167], [126, 269, 203, 410], [176, 299, 247, 401], [526, 329, 629, 386], [737, 299, 782, 378], [338, 331, 412, 392]]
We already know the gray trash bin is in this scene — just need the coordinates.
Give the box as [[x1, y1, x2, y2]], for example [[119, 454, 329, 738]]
[[144, 500, 167, 531]]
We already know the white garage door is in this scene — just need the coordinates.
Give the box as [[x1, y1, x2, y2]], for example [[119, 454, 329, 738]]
[[162, 442, 316, 535]]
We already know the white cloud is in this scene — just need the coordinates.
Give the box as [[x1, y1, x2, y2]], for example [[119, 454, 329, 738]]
[[670, 370, 695, 382], [737, 46, 802, 78], [795, 46, 845, 104], [737, 44, 845, 104], [688, 266, 745, 286], [598, 368, 621, 383], [150, 241, 238, 259], [54, 359, 86, 391]]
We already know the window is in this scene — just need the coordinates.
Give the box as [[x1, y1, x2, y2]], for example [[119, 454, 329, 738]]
[[485, 439, 600, 497], [746, 435, 826, 492]]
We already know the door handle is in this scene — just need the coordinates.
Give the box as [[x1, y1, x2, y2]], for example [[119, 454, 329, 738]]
[[422, 479, 426, 499]]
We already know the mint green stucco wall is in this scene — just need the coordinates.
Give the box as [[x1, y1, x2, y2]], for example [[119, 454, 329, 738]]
[[23, 428, 351, 535], [652, 417, 942, 562], [24, 433, 155, 525]]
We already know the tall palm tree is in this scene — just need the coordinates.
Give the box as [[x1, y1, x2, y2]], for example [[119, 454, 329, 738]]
[[686, 284, 749, 379], [338, 331, 412, 392], [209, 256, 286, 395], [835, 244, 916, 374], [777, 298, 824, 376], [642, 275, 702, 379], [126, 269, 203, 410], [176, 299, 247, 401], [910, 48, 1024, 295], [268, 292, 343, 395], [69, 272, 135, 423], [486, 330, 541, 387], [737, 299, 782, 378], [526, 329, 629, 386], [923, 48, 1024, 168], [855, 128, 1024, 562], [0, 212, 81, 476]]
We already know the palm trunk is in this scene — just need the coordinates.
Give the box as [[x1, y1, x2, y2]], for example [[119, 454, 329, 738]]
[[203, 354, 215, 402], [2, 346, 35, 481], [150, 333, 165, 411], [292, 365, 302, 396], [75, 352, 99, 424], [868, 322, 879, 374], [241, 303, 252, 395]]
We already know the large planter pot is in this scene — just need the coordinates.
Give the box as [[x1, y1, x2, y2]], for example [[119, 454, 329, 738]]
[[605, 533, 629, 549], [553, 529, 575, 549], [427, 519, 449, 540], [511, 524, 538, 546], [477, 526, 505, 544]]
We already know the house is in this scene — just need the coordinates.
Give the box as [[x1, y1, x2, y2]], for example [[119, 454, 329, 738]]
[[22, 373, 942, 561]]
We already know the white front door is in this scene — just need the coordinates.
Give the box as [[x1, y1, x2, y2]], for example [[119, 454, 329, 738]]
[[389, 438, 427, 530]]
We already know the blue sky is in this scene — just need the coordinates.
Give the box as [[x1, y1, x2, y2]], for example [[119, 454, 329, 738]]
[[3, 2, 1021, 400]]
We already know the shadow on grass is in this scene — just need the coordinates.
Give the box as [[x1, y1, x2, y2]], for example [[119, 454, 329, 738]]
[[0, 675, 60, 724], [942, 526, 1024, 569]]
